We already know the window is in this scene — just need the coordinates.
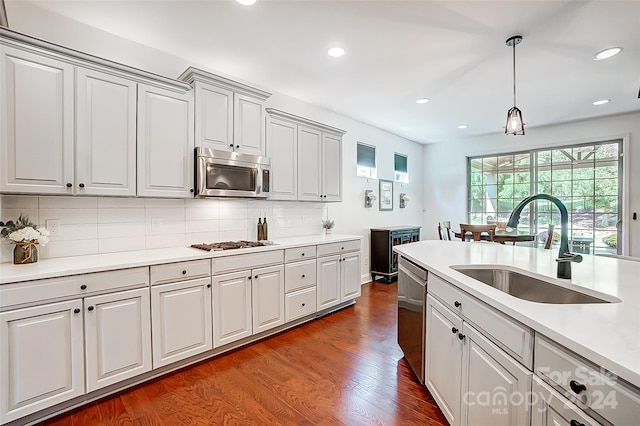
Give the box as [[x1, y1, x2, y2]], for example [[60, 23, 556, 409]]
[[357, 142, 377, 178], [394, 153, 409, 183], [468, 140, 622, 255]]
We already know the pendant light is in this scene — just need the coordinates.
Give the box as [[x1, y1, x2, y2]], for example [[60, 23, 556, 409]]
[[505, 35, 525, 135]]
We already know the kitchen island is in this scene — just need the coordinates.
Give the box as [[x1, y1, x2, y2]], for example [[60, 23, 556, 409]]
[[395, 240, 640, 426]]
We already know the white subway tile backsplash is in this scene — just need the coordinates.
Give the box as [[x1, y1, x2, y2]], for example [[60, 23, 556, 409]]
[[39, 196, 98, 209], [99, 236, 146, 253], [1, 195, 327, 260]]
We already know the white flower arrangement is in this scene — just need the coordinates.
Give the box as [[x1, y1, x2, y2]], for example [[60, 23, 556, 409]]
[[0, 215, 50, 246]]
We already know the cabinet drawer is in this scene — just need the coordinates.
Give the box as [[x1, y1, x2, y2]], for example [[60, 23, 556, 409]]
[[150, 259, 210, 285], [285, 259, 317, 292], [285, 287, 317, 322], [285, 245, 317, 263], [535, 335, 640, 426], [429, 273, 533, 368], [317, 239, 360, 257], [532, 376, 600, 426], [212, 250, 284, 275], [0, 267, 149, 309]]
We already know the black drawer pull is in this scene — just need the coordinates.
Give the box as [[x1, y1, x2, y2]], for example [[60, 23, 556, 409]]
[[302, 274, 306, 278], [88, 306, 94, 312], [301, 253, 305, 256], [79, 183, 85, 188], [454, 301, 462, 308], [73, 308, 80, 314], [302, 303, 306, 307], [570, 380, 587, 394], [458, 333, 465, 340], [570, 420, 585, 426], [182, 270, 187, 275], [80, 285, 87, 290], [451, 327, 458, 334], [66, 182, 72, 188]]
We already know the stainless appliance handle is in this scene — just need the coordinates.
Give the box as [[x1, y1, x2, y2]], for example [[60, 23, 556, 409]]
[[399, 263, 426, 287]]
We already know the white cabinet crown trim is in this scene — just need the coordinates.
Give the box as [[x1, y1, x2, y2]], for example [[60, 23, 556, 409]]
[[179, 66, 271, 100], [266, 108, 346, 136]]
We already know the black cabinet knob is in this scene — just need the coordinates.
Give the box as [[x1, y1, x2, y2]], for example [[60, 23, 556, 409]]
[[454, 301, 462, 308], [302, 274, 306, 278], [451, 327, 458, 334], [229, 143, 234, 147], [570, 380, 587, 394], [73, 308, 80, 314], [88, 306, 94, 312], [458, 333, 465, 340], [66, 182, 72, 188], [207, 284, 211, 288], [570, 420, 585, 426], [80, 285, 87, 290], [341, 247, 344, 250], [301, 253, 305, 256], [248, 276, 252, 280], [254, 275, 258, 279], [182, 270, 187, 275], [79, 183, 85, 188], [302, 303, 306, 307], [190, 189, 194, 193], [236, 145, 240, 148]]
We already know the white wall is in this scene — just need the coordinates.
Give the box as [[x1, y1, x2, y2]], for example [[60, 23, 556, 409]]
[[423, 112, 640, 256], [1, 4, 425, 280]]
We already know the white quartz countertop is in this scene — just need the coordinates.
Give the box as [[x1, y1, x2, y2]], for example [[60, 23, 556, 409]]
[[0, 234, 362, 284], [394, 240, 640, 389]]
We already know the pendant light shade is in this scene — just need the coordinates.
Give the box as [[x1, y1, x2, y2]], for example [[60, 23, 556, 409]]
[[505, 35, 525, 135]]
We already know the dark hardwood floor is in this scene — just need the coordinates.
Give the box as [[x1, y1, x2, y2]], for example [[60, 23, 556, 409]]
[[42, 282, 447, 425]]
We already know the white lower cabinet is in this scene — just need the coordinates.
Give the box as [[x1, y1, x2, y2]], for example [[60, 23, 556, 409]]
[[425, 294, 531, 426], [212, 264, 284, 347], [84, 288, 152, 392], [317, 249, 361, 310], [151, 278, 213, 368], [0, 300, 84, 424], [531, 376, 600, 426]]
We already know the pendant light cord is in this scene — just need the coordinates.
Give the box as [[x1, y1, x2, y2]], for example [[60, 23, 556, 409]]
[[512, 42, 517, 107]]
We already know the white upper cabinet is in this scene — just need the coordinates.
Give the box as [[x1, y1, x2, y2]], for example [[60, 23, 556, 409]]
[[0, 45, 74, 194], [266, 109, 345, 202], [266, 116, 298, 200], [76, 68, 137, 196], [137, 84, 195, 198], [179, 67, 271, 156]]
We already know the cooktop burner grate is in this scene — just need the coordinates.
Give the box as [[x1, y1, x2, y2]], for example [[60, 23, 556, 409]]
[[190, 241, 267, 251]]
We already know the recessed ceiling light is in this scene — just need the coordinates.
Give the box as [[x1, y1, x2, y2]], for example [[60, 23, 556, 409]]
[[327, 47, 345, 57], [236, 0, 256, 5], [592, 99, 610, 106], [457, 125, 468, 129], [416, 98, 429, 104], [594, 47, 622, 60]]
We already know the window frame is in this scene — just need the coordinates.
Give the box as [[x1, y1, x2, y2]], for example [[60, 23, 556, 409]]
[[356, 142, 377, 179], [394, 152, 409, 183]]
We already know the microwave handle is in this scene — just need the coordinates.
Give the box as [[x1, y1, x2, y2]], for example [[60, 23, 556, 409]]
[[262, 169, 270, 193]]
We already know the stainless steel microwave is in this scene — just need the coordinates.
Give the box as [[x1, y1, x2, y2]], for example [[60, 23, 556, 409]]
[[195, 147, 270, 198]]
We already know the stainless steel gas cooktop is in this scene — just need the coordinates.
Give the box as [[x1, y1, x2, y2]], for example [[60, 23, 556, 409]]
[[190, 241, 267, 251]]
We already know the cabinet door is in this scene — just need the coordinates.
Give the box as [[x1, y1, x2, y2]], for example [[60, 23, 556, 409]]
[[322, 133, 342, 201], [266, 117, 297, 200], [212, 270, 252, 347], [425, 295, 464, 426], [317, 255, 341, 310], [137, 84, 194, 197], [234, 93, 265, 155], [0, 46, 74, 194], [194, 81, 233, 151], [0, 300, 84, 424], [76, 68, 137, 196], [531, 377, 600, 426], [297, 126, 322, 201], [84, 288, 152, 392], [341, 251, 361, 301], [252, 265, 284, 334], [151, 278, 213, 368], [461, 322, 532, 426]]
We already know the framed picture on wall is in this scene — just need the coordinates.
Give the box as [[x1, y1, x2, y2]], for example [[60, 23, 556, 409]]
[[379, 179, 393, 211]]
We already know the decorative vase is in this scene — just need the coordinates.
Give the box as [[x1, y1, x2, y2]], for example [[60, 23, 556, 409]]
[[13, 242, 39, 264], [325, 228, 332, 235]]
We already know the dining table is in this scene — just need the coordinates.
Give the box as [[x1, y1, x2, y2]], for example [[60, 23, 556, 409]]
[[453, 229, 536, 245]]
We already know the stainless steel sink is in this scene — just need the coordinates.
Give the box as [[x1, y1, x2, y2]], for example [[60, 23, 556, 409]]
[[451, 267, 614, 304]]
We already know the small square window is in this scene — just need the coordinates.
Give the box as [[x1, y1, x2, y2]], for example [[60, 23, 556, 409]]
[[357, 142, 377, 178], [394, 153, 408, 183]]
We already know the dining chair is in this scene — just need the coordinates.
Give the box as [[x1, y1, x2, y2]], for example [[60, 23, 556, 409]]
[[459, 224, 496, 242], [544, 224, 555, 249], [437, 221, 452, 241]]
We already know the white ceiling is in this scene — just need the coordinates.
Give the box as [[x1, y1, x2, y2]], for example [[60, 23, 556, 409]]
[[5, 0, 640, 144]]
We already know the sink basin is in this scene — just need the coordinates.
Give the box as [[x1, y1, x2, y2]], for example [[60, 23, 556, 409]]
[[451, 266, 614, 304]]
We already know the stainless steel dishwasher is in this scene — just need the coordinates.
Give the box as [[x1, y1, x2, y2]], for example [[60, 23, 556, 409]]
[[397, 256, 428, 383]]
